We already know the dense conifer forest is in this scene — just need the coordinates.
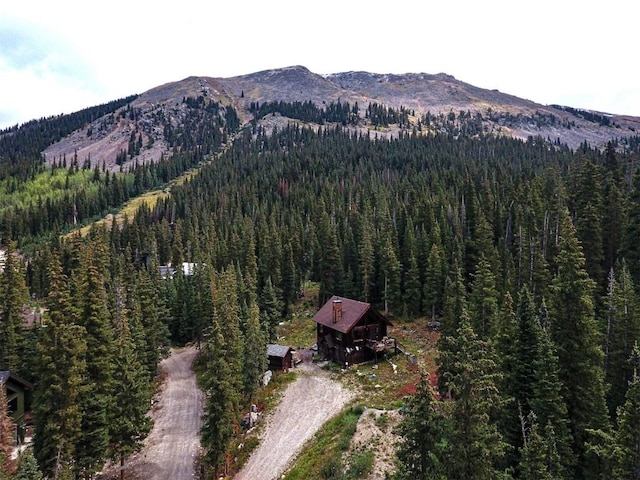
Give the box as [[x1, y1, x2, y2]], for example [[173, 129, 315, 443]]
[[2, 97, 640, 479]]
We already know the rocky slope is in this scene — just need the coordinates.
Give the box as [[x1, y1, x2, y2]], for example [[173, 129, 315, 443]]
[[41, 66, 640, 171]]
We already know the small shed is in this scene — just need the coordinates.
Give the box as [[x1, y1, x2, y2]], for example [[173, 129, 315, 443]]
[[0, 371, 32, 423], [267, 344, 293, 371], [312, 296, 395, 366]]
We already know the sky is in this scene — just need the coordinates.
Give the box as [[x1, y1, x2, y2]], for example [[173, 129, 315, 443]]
[[1, 1, 638, 129]]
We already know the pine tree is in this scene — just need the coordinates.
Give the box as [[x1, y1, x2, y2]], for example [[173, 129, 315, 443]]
[[620, 168, 640, 289], [0, 244, 29, 374], [259, 276, 283, 341], [109, 310, 152, 480], [358, 210, 375, 303], [14, 448, 43, 480], [423, 242, 444, 322], [571, 157, 605, 288], [33, 254, 87, 478], [75, 251, 116, 479], [612, 342, 640, 479], [199, 318, 238, 476], [468, 254, 499, 339], [604, 264, 640, 416], [438, 316, 506, 478], [136, 266, 171, 377], [395, 372, 446, 479], [517, 412, 561, 480], [242, 298, 267, 401], [549, 208, 609, 479]]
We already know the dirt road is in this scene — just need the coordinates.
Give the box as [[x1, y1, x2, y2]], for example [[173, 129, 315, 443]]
[[101, 346, 203, 480], [235, 363, 354, 480]]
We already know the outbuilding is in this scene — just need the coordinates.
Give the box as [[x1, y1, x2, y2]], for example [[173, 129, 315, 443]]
[[267, 344, 294, 371]]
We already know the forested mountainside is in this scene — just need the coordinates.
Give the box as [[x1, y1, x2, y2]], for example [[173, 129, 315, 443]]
[[2, 67, 640, 478]]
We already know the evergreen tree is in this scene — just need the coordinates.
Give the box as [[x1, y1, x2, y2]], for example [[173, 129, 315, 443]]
[[549, 208, 609, 479], [0, 244, 29, 374], [199, 318, 238, 477], [620, 168, 640, 289], [438, 316, 506, 478], [242, 298, 267, 401], [395, 372, 446, 479], [423, 242, 444, 322], [75, 250, 116, 479], [136, 266, 171, 376], [109, 309, 152, 480], [33, 255, 87, 479], [571, 157, 605, 288], [358, 210, 375, 303], [604, 264, 640, 417], [611, 345, 640, 480], [259, 276, 283, 341], [517, 412, 561, 480], [14, 448, 43, 480], [468, 254, 499, 339], [199, 267, 247, 475]]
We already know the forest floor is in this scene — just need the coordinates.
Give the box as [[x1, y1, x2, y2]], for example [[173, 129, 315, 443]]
[[235, 359, 354, 480], [98, 346, 203, 480]]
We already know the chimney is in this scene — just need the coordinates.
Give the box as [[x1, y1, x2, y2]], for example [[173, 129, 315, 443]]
[[332, 298, 342, 323]]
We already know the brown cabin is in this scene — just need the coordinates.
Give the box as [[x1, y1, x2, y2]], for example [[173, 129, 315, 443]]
[[267, 344, 293, 371], [312, 296, 394, 366]]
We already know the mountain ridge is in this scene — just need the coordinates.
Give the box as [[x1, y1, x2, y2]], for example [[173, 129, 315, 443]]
[[36, 65, 640, 172]]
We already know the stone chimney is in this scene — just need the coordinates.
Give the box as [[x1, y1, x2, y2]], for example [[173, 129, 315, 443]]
[[332, 298, 342, 323]]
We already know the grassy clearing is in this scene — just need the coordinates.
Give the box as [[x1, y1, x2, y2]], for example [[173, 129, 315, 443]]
[[275, 282, 319, 350]]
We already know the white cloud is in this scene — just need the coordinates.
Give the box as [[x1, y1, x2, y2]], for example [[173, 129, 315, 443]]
[[0, 0, 638, 128]]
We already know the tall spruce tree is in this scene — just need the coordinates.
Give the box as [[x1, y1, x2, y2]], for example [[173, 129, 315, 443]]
[[33, 254, 87, 479], [109, 309, 152, 480], [611, 342, 640, 479], [604, 263, 640, 417], [517, 412, 561, 480], [200, 267, 245, 475], [75, 251, 116, 478], [438, 316, 506, 478], [549, 208, 609, 479], [395, 372, 446, 479], [468, 254, 499, 339], [242, 298, 267, 401], [0, 244, 29, 374], [620, 168, 640, 289], [14, 447, 43, 480], [423, 242, 445, 322]]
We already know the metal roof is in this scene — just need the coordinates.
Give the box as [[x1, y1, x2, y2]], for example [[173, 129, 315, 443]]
[[312, 295, 390, 334], [267, 344, 292, 358]]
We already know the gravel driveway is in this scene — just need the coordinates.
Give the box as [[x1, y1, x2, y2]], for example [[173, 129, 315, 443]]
[[100, 346, 203, 480], [235, 363, 354, 480]]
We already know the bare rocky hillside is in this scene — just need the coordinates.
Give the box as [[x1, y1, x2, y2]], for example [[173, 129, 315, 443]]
[[41, 66, 640, 171]]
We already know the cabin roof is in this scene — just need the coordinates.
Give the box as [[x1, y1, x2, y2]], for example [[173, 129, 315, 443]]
[[312, 295, 391, 334], [267, 344, 292, 358], [0, 371, 33, 389]]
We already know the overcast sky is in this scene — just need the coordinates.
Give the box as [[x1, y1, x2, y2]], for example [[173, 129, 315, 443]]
[[1, 1, 638, 129]]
